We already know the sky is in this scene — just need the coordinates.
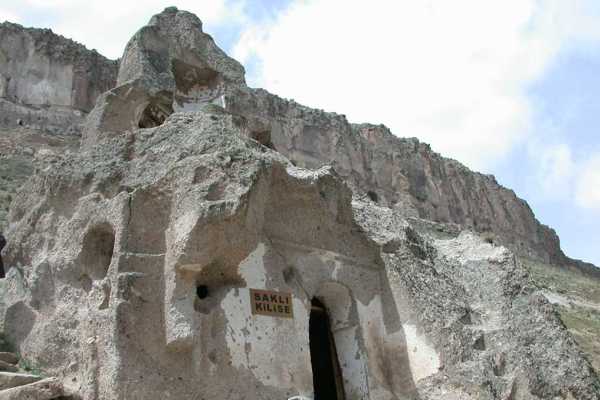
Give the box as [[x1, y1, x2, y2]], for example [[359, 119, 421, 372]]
[[1, 0, 599, 265]]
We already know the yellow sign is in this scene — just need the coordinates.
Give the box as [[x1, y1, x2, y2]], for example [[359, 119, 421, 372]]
[[250, 289, 293, 318]]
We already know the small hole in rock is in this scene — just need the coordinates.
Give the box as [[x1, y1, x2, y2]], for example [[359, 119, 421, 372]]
[[473, 335, 486, 351], [367, 190, 379, 203], [138, 101, 173, 128], [196, 285, 209, 299]]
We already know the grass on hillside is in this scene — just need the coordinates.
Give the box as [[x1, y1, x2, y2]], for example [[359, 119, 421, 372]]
[[521, 256, 600, 374], [522, 257, 600, 303]]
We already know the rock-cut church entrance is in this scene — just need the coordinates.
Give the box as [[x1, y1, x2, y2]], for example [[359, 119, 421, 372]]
[[309, 298, 345, 400]]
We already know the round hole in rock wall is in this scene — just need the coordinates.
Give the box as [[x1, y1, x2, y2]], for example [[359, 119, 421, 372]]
[[196, 285, 209, 300]]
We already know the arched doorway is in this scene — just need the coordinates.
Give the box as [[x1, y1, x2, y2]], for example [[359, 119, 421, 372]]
[[309, 298, 345, 400]]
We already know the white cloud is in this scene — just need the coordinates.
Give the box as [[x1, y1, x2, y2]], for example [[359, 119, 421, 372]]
[[536, 144, 576, 198], [0, 8, 20, 23], [234, 0, 600, 170], [575, 154, 600, 211], [0, 0, 246, 59], [531, 143, 600, 212]]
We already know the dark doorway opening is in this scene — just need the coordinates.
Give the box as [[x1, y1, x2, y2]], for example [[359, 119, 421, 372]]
[[309, 298, 345, 400]]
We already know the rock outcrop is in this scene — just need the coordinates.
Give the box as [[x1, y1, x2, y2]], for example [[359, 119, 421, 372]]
[[0, 377, 65, 399], [0, 349, 67, 399], [0, 126, 79, 231], [82, 7, 245, 146], [0, 22, 118, 134], [0, 7, 599, 400]]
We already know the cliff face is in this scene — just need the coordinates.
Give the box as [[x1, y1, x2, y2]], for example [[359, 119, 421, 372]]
[[224, 88, 567, 266], [0, 22, 118, 134]]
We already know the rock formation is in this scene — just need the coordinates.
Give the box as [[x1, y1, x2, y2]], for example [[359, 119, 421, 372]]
[[0, 125, 79, 232], [82, 7, 245, 146], [0, 7, 599, 400], [0, 22, 118, 135]]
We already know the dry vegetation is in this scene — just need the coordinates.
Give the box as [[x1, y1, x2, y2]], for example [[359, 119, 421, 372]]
[[522, 256, 600, 374]]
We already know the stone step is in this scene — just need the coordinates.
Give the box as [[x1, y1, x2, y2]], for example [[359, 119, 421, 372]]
[[0, 377, 63, 400], [0, 354, 17, 366], [0, 372, 41, 390], [0, 362, 17, 373]]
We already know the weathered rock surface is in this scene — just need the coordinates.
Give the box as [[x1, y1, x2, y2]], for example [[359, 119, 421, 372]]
[[0, 372, 41, 390], [0, 377, 63, 400], [0, 7, 598, 400], [0, 126, 79, 230], [354, 203, 600, 399], [0, 22, 118, 134], [4, 108, 379, 399], [82, 7, 245, 146]]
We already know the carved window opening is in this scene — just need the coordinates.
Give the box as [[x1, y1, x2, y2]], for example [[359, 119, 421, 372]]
[[196, 285, 209, 300], [138, 96, 174, 128], [171, 59, 223, 109], [172, 59, 220, 94], [309, 298, 345, 400], [0, 233, 6, 279], [80, 223, 115, 281]]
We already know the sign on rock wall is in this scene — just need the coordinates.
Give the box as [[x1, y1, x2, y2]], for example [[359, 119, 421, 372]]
[[250, 289, 293, 318]]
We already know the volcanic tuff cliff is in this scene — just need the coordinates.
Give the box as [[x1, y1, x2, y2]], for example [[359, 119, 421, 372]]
[[0, 7, 599, 400], [0, 22, 118, 135], [0, 22, 117, 231]]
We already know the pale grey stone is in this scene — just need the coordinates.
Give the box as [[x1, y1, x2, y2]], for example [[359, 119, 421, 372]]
[[0, 372, 40, 390], [0, 378, 63, 400], [0, 22, 117, 135]]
